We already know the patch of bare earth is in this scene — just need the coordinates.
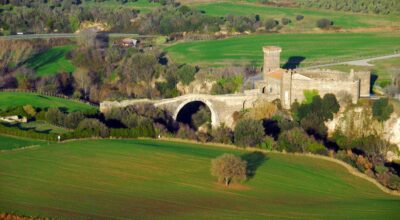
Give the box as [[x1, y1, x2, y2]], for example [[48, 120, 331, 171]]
[[0, 213, 46, 220], [214, 182, 251, 190]]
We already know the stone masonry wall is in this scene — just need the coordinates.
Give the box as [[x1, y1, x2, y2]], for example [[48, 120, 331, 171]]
[[290, 78, 360, 105], [353, 71, 371, 97]]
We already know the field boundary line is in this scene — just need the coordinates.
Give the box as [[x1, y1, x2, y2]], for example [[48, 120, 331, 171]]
[[0, 145, 41, 153], [0, 89, 99, 107]]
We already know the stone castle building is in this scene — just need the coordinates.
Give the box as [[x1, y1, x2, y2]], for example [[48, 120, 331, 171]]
[[255, 46, 371, 109], [101, 46, 372, 128]]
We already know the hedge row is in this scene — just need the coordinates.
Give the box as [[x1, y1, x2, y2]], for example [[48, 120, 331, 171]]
[[0, 123, 57, 141], [0, 123, 156, 142]]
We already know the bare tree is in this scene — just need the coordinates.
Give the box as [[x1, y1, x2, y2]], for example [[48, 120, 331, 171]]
[[211, 154, 247, 186], [77, 28, 98, 48], [73, 68, 91, 99]]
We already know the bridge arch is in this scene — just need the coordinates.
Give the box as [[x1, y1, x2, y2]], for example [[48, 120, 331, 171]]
[[173, 98, 219, 128]]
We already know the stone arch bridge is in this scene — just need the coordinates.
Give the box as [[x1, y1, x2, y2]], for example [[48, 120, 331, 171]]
[[100, 93, 275, 128]]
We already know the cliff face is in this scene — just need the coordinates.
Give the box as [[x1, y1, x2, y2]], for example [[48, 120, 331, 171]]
[[176, 80, 215, 95], [326, 107, 400, 153]]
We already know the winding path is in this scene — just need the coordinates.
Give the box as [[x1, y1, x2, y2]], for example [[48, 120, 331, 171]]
[[303, 53, 400, 69]]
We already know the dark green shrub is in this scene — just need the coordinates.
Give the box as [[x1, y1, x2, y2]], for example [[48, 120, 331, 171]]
[[65, 111, 85, 129], [316, 18, 332, 29], [35, 110, 46, 121], [234, 119, 264, 147], [306, 141, 328, 155], [45, 108, 65, 127], [265, 19, 278, 31], [212, 123, 233, 144], [191, 106, 211, 129], [77, 119, 109, 138], [0, 106, 29, 118], [197, 131, 212, 143], [281, 17, 291, 25], [388, 175, 400, 190], [331, 130, 353, 150], [176, 65, 197, 85], [335, 150, 357, 168], [372, 98, 393, 122], [177, 124, 197, 140], [296, 15, 304, 21], [277, 127, 311, 153], [260, 135, 276, 150], [375, 165, 389, 174]]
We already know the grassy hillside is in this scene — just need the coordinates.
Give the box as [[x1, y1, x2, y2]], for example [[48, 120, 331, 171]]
[[26, 45, 76, 77], [165, 32, 400, 67], [0, 139, 399, 219], [82, 0, 160, 13], [0, 135, 43, 150], [190, 1, 400, 30], [0, 92, 97, 112]]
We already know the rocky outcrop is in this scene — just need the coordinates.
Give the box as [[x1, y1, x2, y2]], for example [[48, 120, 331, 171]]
[[326, 107, 400, 153], [176, 80, 215, 95]]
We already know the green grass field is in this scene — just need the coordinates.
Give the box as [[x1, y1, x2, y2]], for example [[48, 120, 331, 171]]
[[82, 0, 160, 13], [189, 1, 400, 30], [0, 139, 399, 219], [26, 45, 76, 77], [80, 0, 400, 30], [165, 32, 400, 67], [0, 135, 43, 150], [0, 92, 97, 112]]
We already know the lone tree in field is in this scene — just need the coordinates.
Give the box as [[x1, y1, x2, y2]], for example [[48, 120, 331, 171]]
[[211, 154, 247, 187]]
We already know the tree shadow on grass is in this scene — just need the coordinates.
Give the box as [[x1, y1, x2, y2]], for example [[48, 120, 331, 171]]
[[241, 152, 268, 180], [26, 49, 65, 71]]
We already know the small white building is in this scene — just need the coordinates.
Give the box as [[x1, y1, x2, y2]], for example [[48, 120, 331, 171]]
[[121, 38, 139, 47]]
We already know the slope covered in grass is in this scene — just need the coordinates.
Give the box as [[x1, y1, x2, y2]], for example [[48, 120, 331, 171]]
[[26, 45, 75, 77], [0, 139, 399, 219], [165, 32, 400, 67], [190, 1, 400, 30], [0, 92, 97, 112], [0, 135, 43, 150], [82, 0, 160, 13]]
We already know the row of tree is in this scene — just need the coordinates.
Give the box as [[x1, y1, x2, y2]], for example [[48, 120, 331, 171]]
[[1, 0, 338, 36], [0, 0, 140, 34], [296, 0, 400, 15]]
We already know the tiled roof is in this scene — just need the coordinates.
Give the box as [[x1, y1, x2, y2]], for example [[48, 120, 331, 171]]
[[266, 68, 285, 80]]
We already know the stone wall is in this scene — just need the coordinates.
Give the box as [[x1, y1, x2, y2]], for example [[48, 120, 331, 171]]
[[289, 77, 360, 105], [299, 69, 349, 80], [281, 71, 292, 109], [353, 71, 371, 97]]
